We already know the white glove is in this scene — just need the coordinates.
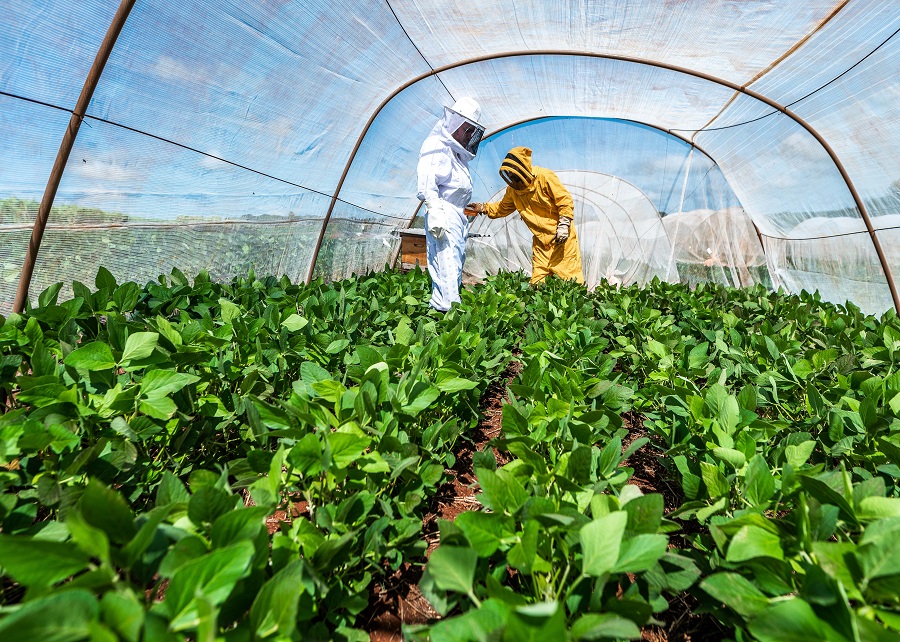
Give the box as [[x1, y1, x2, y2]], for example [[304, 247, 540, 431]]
[[554, 216, 571, 245], [425, 199, 447, 239]]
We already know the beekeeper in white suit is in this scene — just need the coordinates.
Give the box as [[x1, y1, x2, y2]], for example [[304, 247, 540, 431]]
[[416, 98, 485, 311]]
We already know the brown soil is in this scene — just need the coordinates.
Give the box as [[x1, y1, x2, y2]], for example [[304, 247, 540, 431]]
[[360, 563, 440, 642], [641, 592, 730, 642], [620, 411, 681, 513], [264, 500, 309, 535], [620, 413, 730, 641]]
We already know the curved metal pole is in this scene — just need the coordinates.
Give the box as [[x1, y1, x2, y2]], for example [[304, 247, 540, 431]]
[[391, 116, 742, 276], [308, 50, 899, 314], [12, 0, 136, 313]]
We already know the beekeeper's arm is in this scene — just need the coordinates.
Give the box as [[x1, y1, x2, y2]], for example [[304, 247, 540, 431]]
[[467, 188, 516, 219], [546, 170, 575, 244]]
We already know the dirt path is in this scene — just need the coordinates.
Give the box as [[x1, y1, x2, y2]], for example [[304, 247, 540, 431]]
[[620, 412, 728, 642], [361, 354, 523, 641]]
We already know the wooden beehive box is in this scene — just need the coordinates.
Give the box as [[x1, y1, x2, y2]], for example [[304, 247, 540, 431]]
[[398, 229, 428, 272]]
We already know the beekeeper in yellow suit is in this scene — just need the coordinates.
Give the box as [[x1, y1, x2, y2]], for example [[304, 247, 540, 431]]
[[465, 147, 584, 284]]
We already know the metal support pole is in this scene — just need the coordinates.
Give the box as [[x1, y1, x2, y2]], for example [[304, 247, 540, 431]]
[[12, 0, 136, 313]]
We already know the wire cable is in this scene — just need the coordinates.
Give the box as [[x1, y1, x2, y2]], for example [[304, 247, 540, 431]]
[[0, 90, 412, 222], [384, 0, 455, 102]]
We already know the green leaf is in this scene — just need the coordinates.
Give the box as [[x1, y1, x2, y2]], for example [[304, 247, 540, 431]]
[[281, 314, 308, 332], [140, 370, 199, 398], [856, 537, 900, 583], [436, 376, 480, 393], [799, 475, 857, 525], [613, 533, 668, 573], [785, 441, 816, 468], [504, 601, 566, 642], [581, 511, 627, 577], [0, 536, 90, 586], [66, 508, 111, 565], [744, 455, 775, 506], [359, 451, 391, 473], [748, 598, 848, 642], [158, 536, 209, 577], [394, 317, 415, 345], [507, 520, 541, 574], [712, 447, 746, 469], [857, 497, 900, 520], [287, 433, 325, 476], [211, 507, 268, 548], [155, 315, 183, 348], [327, 432, 371, 469], [101, 591, 144, 642], [250, 559, 306, 639], [79, 479, 136, 545], [401, 383, 440, 416], [64, 342, 116, 371], [95, 266, 117, 291], [0, 589, 99, 642], [112, 282, 140, 313], [623, 493, 663, 534], [310, 379, 346, 403], [700, 573, 770, 617], [673, 455, 701, 500], [300, 361, 331, 383], [705, 384, 741, 432], [325, 339, 351, 354], [157, 471, 190, 506], [726, 525, 784, 562], [164, 541, 255, 631], [598, 436, 622, 477], [425, 598, 509, 640], [218, 298, 241, 324], [427, 546, 477, 594], [139, 395, 177, 420], [571, 613, 641, 640], [454, 512, 507, 557], [188, 486, 235, 526], [700, 461, 729, 498], [37, 282, 64, 308], [121, 506, 173, 567], [688, 342, 710, 370], [121, 332, 159, 363], [476, 468, 528, 514], [253, 398, 293, 431], [697, 496, 728, 522], [567, 445, 593, 484]]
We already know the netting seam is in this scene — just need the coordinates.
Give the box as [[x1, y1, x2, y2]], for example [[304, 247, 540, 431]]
[[671, 25, 899, 134]]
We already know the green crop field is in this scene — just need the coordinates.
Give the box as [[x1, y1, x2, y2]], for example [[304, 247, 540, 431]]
[[2, 267, 900, 641]]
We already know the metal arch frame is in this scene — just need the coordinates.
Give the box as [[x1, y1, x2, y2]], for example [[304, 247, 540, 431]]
[[12, 0, 137, 313], [308, 50, 899, 313], [392, 115, 761, 275]]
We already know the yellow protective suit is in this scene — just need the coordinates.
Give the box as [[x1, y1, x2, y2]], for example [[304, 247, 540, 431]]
[[483, 147, 585, 285]]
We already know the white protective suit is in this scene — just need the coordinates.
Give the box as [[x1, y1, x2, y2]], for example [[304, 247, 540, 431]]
[[416, 98, 483, 311]]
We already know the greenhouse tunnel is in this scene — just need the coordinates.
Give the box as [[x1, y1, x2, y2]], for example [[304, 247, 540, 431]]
[[2, 0, 899, 315]]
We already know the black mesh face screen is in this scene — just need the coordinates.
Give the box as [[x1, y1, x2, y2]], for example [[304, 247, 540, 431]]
[[466, 126, 484, 155]]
